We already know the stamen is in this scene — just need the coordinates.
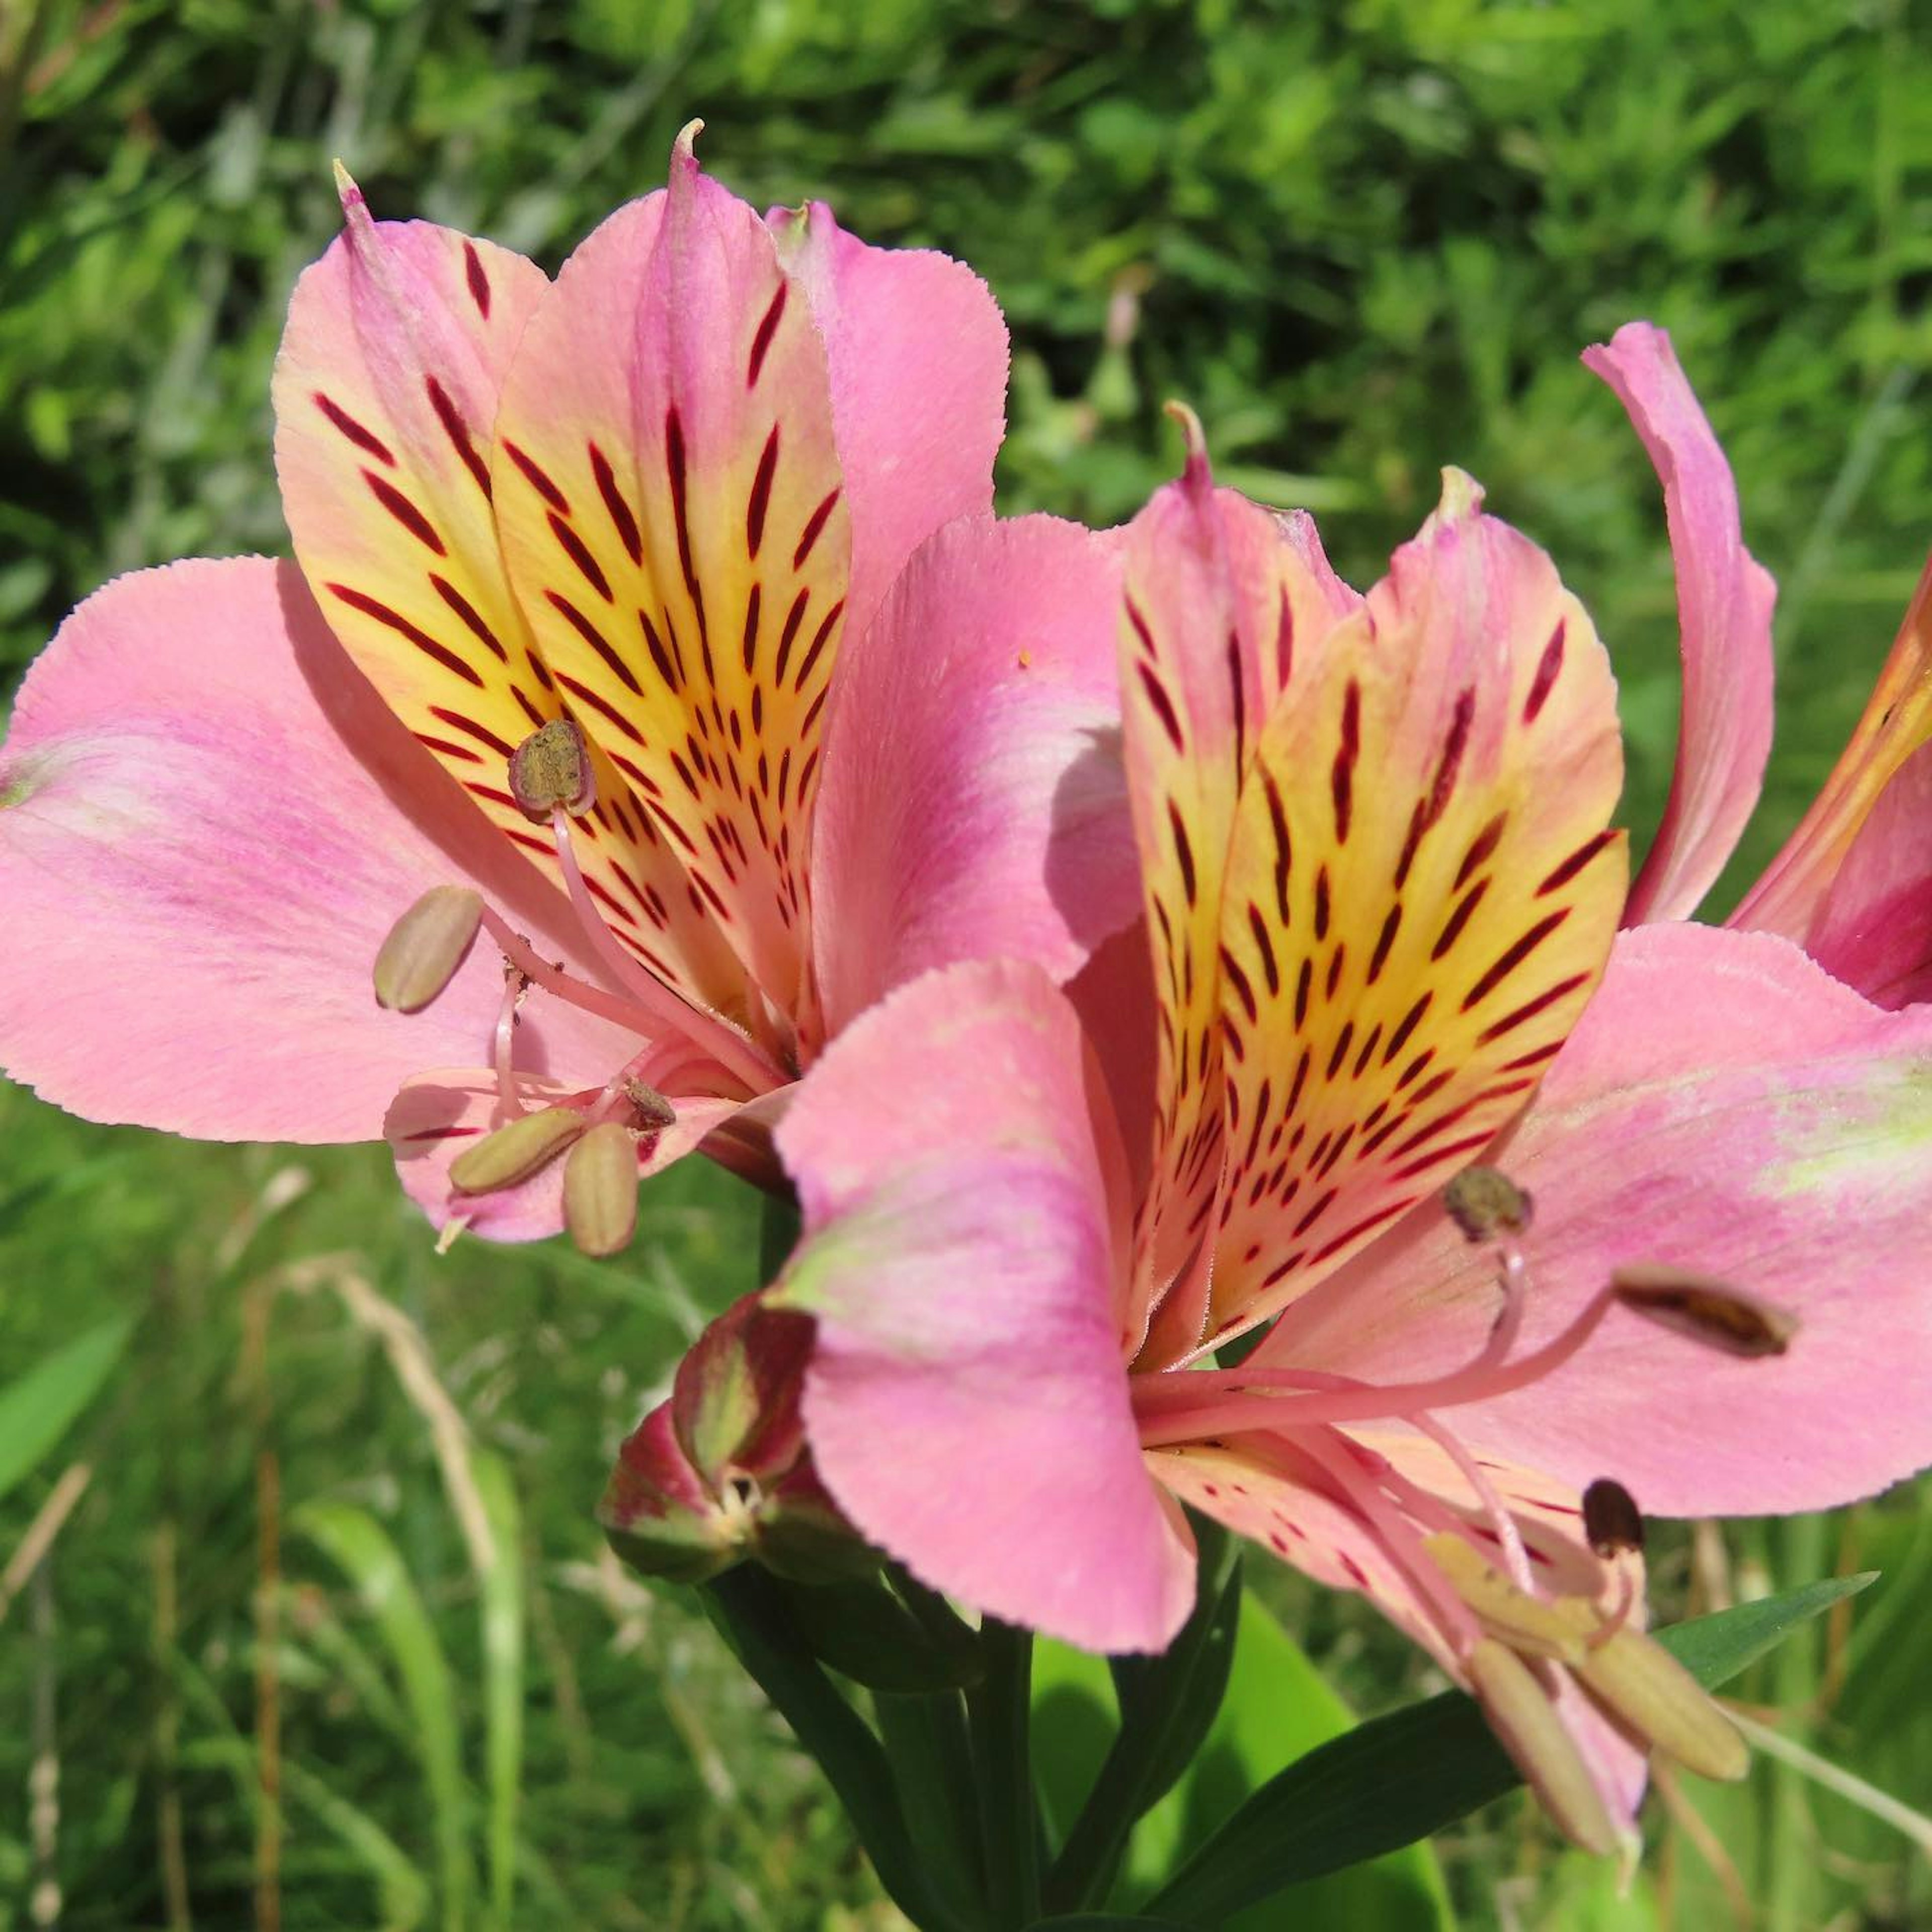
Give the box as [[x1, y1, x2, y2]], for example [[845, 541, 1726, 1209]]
[[493, 964, 529, 1119], [1612, 1265, 1797, 1357], [1443, 1164, 1534, 1243], [449, 1104, 586, 1195], [1465, 1639, 1620, 1856], [545, 804, 776, 1093], [373, 884, 484, 1012], [563, 1121, 641, 1257], [508, 718, 596, 819], [1133, 1284, 1620, 1445], [1582, 1477, 1644, 1559], [1409, 1413, 1537, 1593]]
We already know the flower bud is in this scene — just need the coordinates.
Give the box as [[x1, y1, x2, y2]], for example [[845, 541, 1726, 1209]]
[[600, 1296, 871, 1588], [448, 1105, 585, 1194], [373, 884, 483, 1012]]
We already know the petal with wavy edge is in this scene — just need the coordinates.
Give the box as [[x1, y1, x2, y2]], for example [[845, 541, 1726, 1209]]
[[772, 958, 1196, 1654], [0, 558, 625, 1140], [271, 188, 727, 1016], [1266, 922, 1932, 1517], [1583, 323, 1776, 925], [768, 197, 1008, 652], [1803, 740, 1932, 1007], [1736, 548, 1932, 944], [386, 1068, 745, 1241], [1119, 448, 1360, 1359], [1206, 475, 1626, 1350], [492, 135, 847, 1037], [809, 514, 1138, 1042]]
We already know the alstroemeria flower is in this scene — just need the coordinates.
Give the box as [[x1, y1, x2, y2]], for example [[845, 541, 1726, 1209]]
[[0, 129, 1137, 1244], [769, 398, 1932, 1852]]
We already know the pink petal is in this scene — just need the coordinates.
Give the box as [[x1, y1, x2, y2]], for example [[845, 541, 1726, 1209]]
[[0, 558, 624, 1141], [1583, 323, 1777, 924], [387, 1069, 745, 1241], [1271, 922, 1932, 1516], [488, 138, 844, 1020], [770, 197, 1009, 652], [1735, 550, 1932, 946], [809, 514, 1139, 1040], [1803, 739, 1932, 1008], [773, 959, 1196, 1653]]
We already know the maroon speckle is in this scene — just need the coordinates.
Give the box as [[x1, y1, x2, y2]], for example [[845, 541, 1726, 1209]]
[[501, 439, 569, 513], [462, 239, 492, 318], [361, 471, 445, 555], [589, 444, 642, 566], [1455, 813, 1508, 892], [1168, 801, 1198, 905], [1430, 879, 1489, 961], [748, 280, 788, 389], [1537, 828, 1617, 897], [1462, 907, 1572, 1010], [1524, 619, 1566, 724], [424, 376, 491, 499], [314, 392, 394, 465], [794, 599, 843, 694], [1381, 991, 1432, 1065], [548, 513, 613, 602], [428, 705, 513, 757], [326, 582, 477, 686], [545, 590, 638, 694], [1137, 663, 1185, 753], [793, 487, 841, 570], [1476, 970, 1592, 1045], [1367, 904, 1402, 985], [747, 425, 780, 560], [428, 575, 506, 662]]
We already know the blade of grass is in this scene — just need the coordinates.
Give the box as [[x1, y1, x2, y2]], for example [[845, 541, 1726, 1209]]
[[473, 1451, 524, 1930], [0, 1315, 131, 1504], [296, 1501, 474, 1932]]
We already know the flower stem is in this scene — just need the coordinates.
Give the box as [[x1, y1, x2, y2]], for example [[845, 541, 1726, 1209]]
[[967, 1619, 1041, 1925]]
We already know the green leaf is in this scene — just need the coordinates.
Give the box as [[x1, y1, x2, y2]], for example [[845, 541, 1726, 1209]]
[[0, 1315, 132, 1505], [472, 1452, 525, 1930], [776, 1571, 986, 1693], [1143, 1574, 1876, 1926], [296, 1502, 474, 1932], [1022, 1917, 1195, 1929], [1123, 1591, 1452, 1931]]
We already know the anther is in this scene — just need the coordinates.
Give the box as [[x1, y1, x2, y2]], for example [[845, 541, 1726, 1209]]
[[1424, 1534, 1587, 1664], [509, 718, 596, 820], [1612, 1265, 1797, 1358], [449, 1105, 586, 1194], [1572, 1629, 1748, 1784], [625, 1078, 678, 1132], [1582, 1477, 1644, 1559], [563, 1121, 640, 1257], [373, 884, 484, 1012], [1465, 1639, 1620, 1856], [1443, 1165, 1534, 1243]]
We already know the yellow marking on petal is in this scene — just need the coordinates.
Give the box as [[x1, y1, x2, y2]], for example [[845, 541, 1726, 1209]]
[[491, 152, 849, 1046], [273, 197, 742, 1016], [1208, 477, 1627, 1340]]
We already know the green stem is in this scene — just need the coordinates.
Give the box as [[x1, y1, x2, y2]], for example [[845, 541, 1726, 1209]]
[[874, 1688, 990, 1926], [967, 1619, 1040, 1925], [702, 1566, 970, 1932]]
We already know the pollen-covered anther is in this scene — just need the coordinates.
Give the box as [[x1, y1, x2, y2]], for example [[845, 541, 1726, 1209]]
[[1425, 1534, 1587, 1664], [563, 1121, 640, 1257], [448, 1104, 586, 1195], [1443, 1164, 1534, 1243], [508, 717, 596, 820], [1611, 1264, 1798, 1358], [623, 1077, 678, 1132], [372, 884, 484, 1012]]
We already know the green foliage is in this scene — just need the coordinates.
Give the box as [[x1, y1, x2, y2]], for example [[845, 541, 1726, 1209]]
[[4, 2, 1932, 1927]]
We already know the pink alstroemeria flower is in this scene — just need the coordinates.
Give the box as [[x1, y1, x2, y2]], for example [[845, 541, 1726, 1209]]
[[768, 355, 1932, 1852], [0, 129, 1136, 1245]]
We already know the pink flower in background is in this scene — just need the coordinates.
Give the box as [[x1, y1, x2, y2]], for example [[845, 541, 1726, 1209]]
[[0, 128, 1136, 1246], [769, 346, 1932, 1851]]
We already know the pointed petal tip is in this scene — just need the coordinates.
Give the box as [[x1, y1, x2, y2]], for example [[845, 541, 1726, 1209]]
[[332, 158, 369, 225], [1434, 464, 1487, 523], [1162, 398, 1213, 492], [673, 117, 706, 172]]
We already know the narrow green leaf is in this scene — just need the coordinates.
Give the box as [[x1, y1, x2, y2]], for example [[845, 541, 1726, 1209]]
[[1123, 1591, 1452, 1931], [776, 1570, 985, 1692], [1022, 1917, 1194, 1929], [472, 1452, 524, 1930], [0, 1315, 132, 1504], [1144, 1574, 1875, 1926], [297, 1501, 474, 1932]]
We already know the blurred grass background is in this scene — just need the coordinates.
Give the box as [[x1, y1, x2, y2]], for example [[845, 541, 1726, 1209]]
[[2, 1, 1929, 1926]]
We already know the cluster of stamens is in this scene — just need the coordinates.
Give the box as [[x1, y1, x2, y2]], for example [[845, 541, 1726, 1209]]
[[1133, 1164, 1796, 1850], [371, 720, 777, 1253]]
